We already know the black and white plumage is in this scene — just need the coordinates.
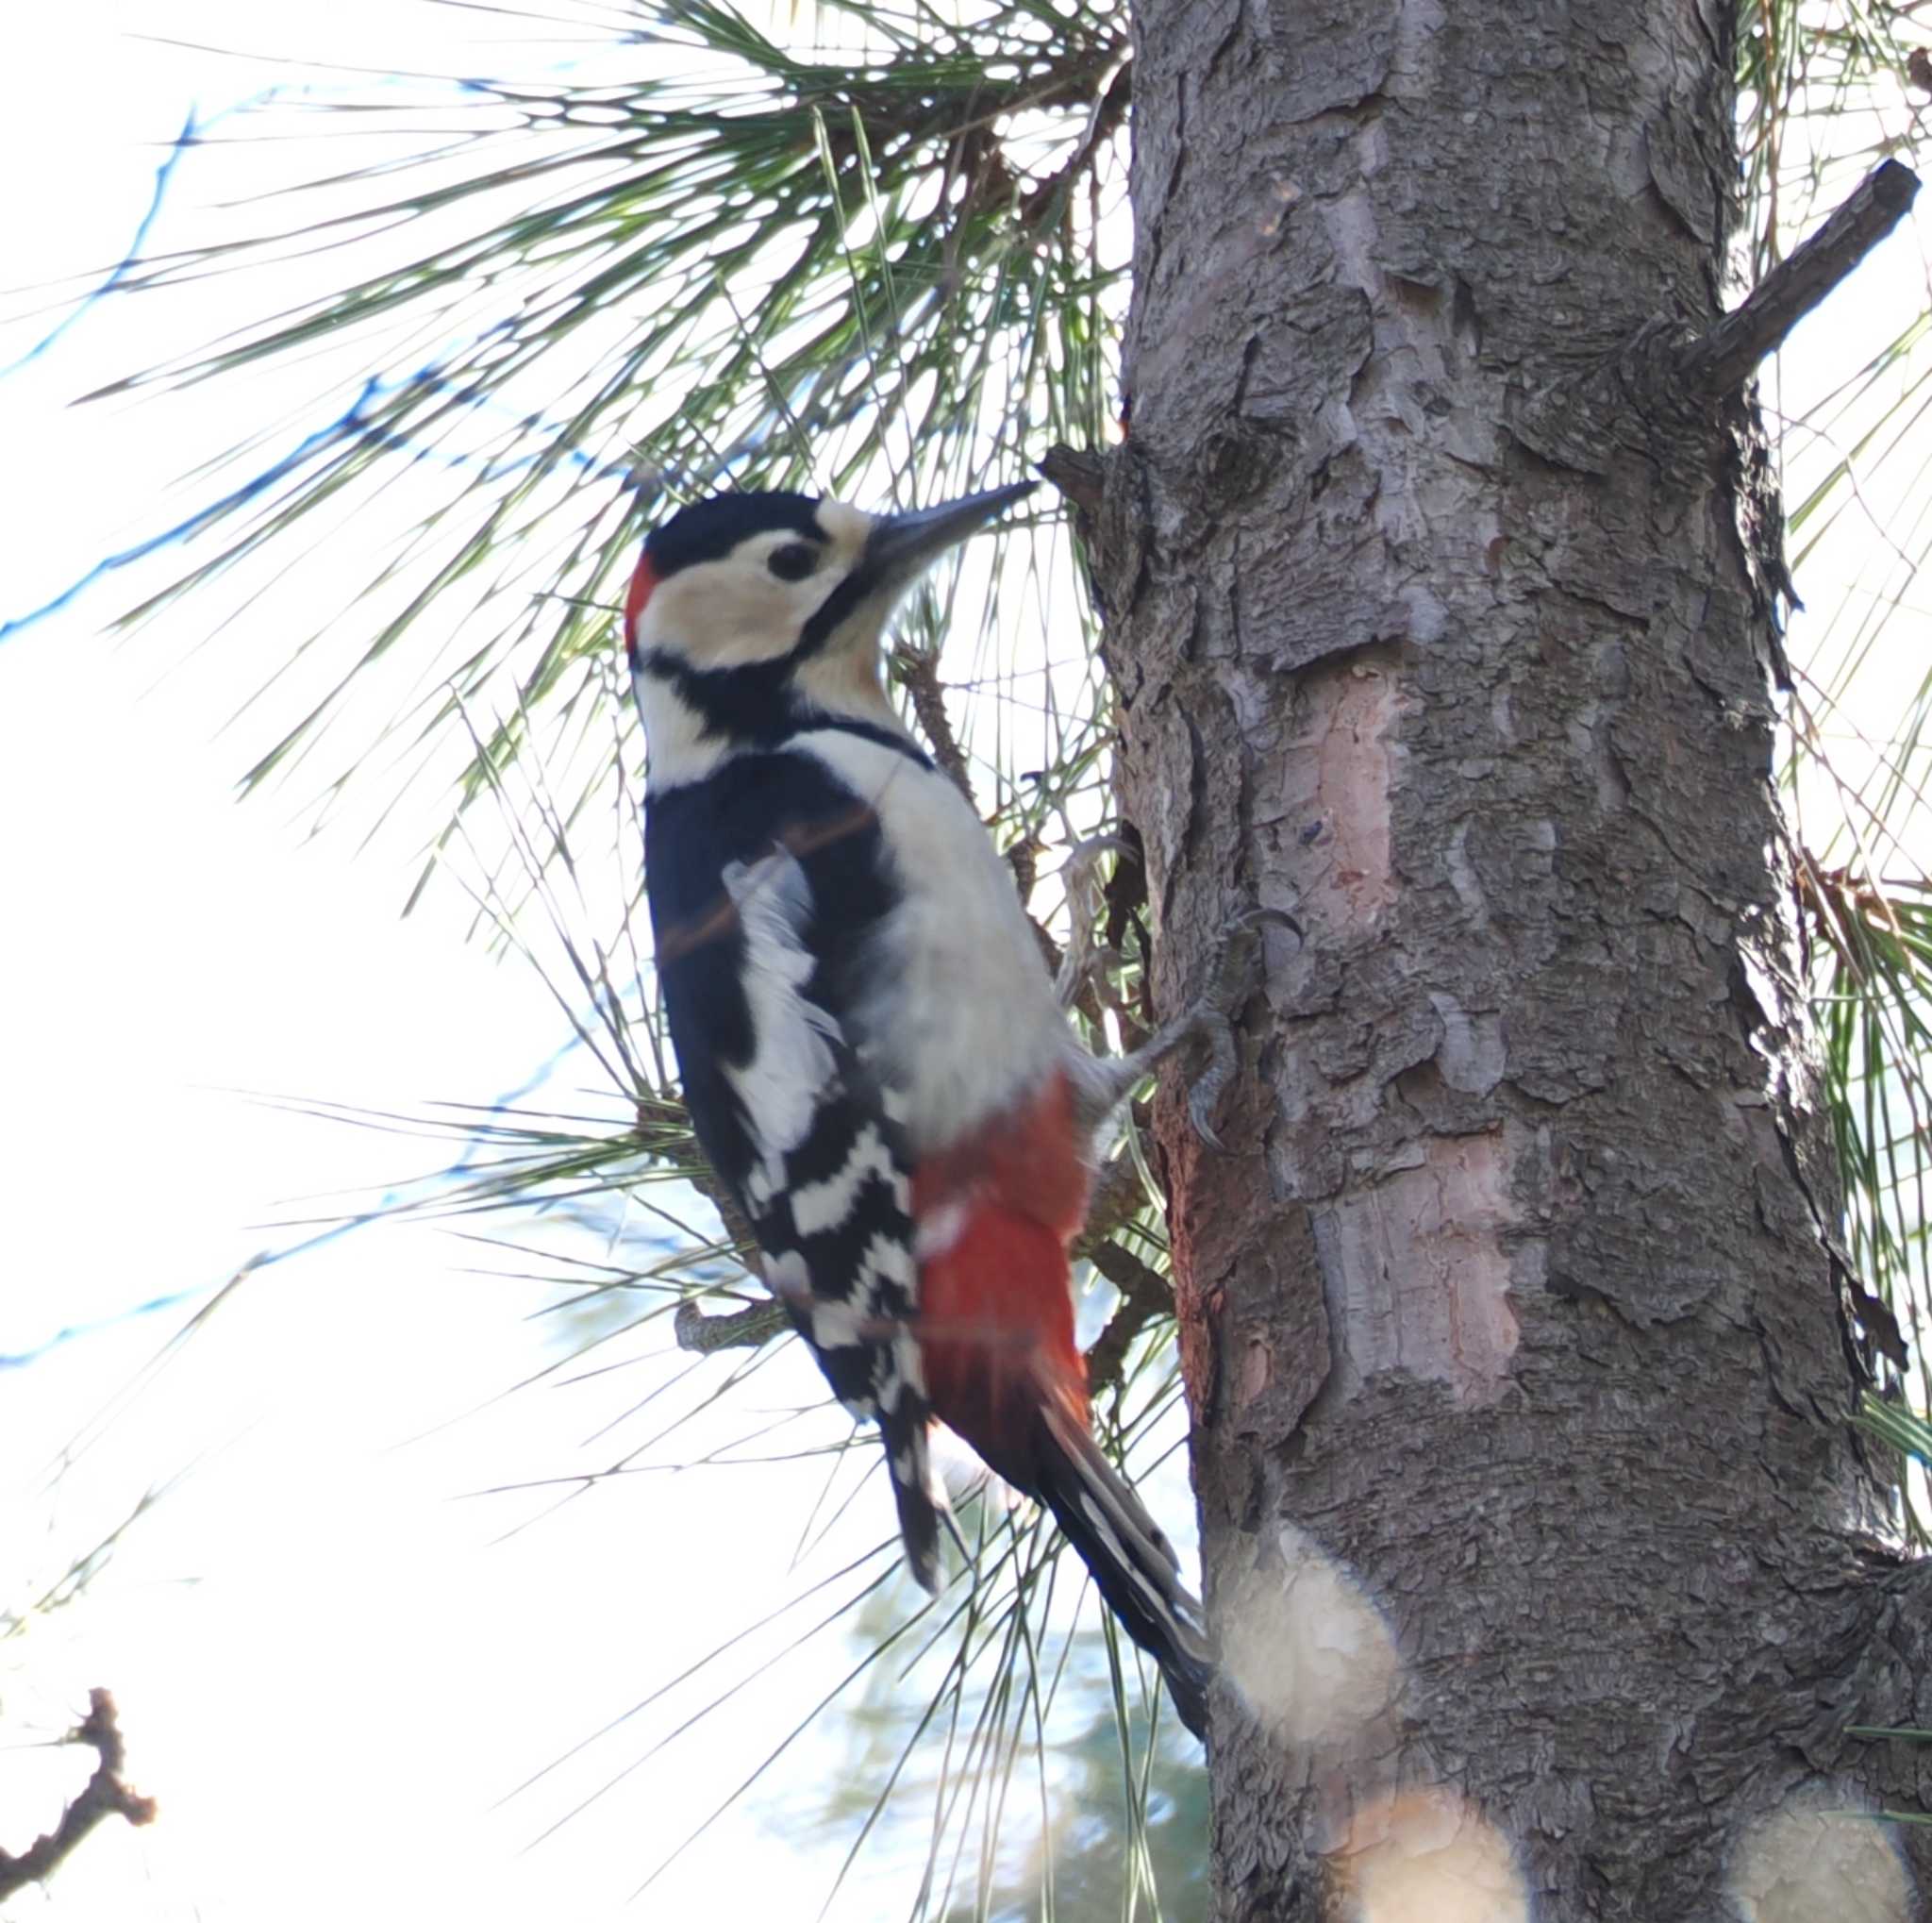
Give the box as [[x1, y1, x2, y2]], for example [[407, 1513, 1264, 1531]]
[[645, 748, 941, 1580], [626, 483, 1217, 1735]]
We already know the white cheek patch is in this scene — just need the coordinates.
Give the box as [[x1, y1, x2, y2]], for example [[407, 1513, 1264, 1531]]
[[640, 561, 805, 667], [634, 514, 875, 672]]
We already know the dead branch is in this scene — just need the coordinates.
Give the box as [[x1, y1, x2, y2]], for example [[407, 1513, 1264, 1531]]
[[675, 1296, 790, 1352], [1078, 1148, 1149, 1252], [1084, 1238, 1175, 1397], [893, 646, 976, 806], [0, 1690, 156, 1903], [1037, 443, 1106, 517], [1514, 160, 1923, 478], [1681, 159, 1920, 395]]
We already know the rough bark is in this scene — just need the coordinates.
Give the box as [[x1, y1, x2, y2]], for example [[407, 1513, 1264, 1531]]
[[1100, 0, 1932, 1915]]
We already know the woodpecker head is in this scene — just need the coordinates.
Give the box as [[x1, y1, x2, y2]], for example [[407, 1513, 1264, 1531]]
[[624, 482, 1034, 775]]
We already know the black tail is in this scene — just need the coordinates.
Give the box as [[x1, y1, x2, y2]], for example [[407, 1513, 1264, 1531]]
[[881, 1399, 945, 1595], [1032, 1399, 1214, 1740]]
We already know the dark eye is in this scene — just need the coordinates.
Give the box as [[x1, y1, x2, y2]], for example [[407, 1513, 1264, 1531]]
[[768, 542, 819, 582]]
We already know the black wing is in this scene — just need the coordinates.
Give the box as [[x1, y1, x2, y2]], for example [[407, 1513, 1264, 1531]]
[[646, 751, 941, 1587]]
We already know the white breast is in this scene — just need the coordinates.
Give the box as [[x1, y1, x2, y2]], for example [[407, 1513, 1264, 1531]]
[[796, 729, 1074, 1151]]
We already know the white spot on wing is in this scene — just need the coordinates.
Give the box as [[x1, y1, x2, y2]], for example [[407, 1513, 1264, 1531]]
[[876, 1329, 927, 1413], [792, 1125, 899, 1238], [858, 1231, 916, 1292], [809, 1298, 867, 1350], [891, 1330, 925, 1399], [762, 1248, 811, 1304]]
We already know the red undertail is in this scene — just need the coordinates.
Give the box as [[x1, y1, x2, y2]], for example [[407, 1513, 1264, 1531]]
[[913, 1071, 1091, 1478], [913, 1072, 1213, 1739]]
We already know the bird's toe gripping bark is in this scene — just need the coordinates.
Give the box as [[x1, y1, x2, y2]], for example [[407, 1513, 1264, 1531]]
[[1078, 906, 1291, 1144], [1181, 907, 1292, 1150]]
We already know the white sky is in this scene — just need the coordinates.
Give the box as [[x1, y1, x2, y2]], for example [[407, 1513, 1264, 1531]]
[[3, 5, 1930, 1920]]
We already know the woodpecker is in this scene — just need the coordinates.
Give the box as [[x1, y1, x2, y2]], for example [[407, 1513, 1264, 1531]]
[[625, 482, 1241, 1739]]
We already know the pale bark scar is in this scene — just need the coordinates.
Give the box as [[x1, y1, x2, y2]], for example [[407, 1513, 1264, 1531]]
[[1236, 1333, 1273, 1409], [1218, 1522, 1401, 1752], [1307, 661, 1398, 920], [1320, 1129, 1521, 1404]]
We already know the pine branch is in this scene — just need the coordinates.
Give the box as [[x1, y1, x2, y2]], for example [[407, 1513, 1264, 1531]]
[[894, 645, 977, 806], [0, 1691, 157, 1903], [675, 1296, 791, 1353]]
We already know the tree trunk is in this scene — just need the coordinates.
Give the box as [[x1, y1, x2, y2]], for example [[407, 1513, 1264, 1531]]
[[1103, 1, 1932, 1915]]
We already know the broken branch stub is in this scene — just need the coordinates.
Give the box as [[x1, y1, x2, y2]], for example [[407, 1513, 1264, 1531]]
[[1680, 159, 1921, 395]]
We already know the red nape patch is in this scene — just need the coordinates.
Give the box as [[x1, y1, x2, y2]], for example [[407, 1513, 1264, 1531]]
[[913, 1071, 1092, 1471], [623, 554, 659, 661]]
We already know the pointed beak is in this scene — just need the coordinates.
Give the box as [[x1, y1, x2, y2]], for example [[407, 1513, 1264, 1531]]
[[864, 481, 1037, 592]]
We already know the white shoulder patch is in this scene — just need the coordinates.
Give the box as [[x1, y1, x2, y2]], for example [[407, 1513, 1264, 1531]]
[[722, 851, 841, 1210]]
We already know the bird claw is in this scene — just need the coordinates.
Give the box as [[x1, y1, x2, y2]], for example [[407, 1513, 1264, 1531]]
[[1184, 907, 1293, 1149], [1076, 903, 1294, 1140], [1184, 1007, 1237, 1148]]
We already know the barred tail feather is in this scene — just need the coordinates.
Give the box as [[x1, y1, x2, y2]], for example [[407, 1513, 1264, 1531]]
[[1034, 1397, 1214, 1740]]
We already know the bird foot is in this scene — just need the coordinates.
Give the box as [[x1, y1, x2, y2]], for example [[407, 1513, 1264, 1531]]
[[1182, 908, 1295, 1150], [1078, 906, 1295, 1144]]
